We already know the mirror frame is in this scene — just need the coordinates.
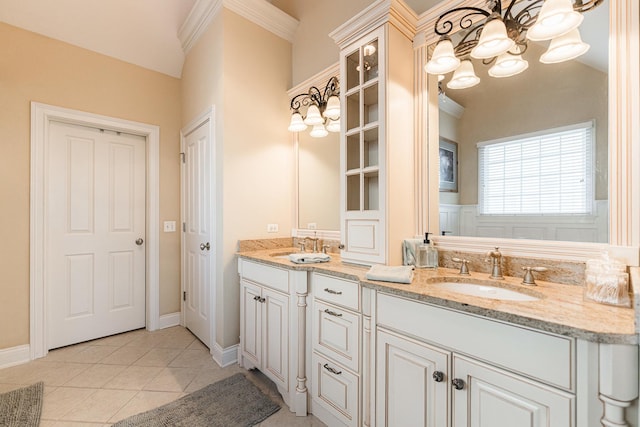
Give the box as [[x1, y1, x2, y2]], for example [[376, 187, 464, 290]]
[[288, 63, 341, 240], [415, 0, 639, 265]]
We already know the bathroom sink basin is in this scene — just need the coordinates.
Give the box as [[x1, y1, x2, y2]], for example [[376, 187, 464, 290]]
[[269, 251, 295, 259], [431, 281, 540, 302]]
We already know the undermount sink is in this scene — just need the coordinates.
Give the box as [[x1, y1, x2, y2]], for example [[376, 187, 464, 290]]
[[431, 281, 540, 302]]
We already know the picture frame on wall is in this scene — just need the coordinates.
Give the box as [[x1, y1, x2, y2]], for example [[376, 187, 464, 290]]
[[439, 138, 458, 192]]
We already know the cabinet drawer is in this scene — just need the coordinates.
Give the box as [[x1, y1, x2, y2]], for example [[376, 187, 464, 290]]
[[377, 293, 574, 391], [312, 352, 359, 427], [313, 273, 360, 311], [240, 260, 289, 293], [313, 300, 360, 372]]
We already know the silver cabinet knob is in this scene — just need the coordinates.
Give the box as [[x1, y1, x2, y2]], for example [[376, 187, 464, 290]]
[[432, 371, 445, 383], [135, 238, 144, 246], [452, 378, 465, 390], [200, 242, 210, 251]]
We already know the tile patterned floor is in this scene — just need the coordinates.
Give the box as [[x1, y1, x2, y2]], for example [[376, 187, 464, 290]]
[[0, 326, 325, 426]]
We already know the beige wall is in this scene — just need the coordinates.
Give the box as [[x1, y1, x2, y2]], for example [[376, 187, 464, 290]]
[[272, 0, 376, 86], [181, 9, 292, 349], [445, 43, 608, 206], [0, 23, 182, 350]]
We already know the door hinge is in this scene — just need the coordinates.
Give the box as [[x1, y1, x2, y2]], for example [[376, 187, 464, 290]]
[[182, 222, 186, 232], [183, 291, 186, 301], [180, 152, 185, 164]]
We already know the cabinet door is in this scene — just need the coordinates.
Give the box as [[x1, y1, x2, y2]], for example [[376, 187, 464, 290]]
[[453, 356, 574, 427], [376, 328, 450, 427], [241, 281, 262, 368], [262, 287, 289, 391]]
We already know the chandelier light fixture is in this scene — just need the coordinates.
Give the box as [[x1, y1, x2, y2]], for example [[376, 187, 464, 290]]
[[288, 76, 340, 138], [425, 0, 602, 88]]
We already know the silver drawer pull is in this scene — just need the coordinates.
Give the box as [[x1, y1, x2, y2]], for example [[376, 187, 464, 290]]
[[324, 288, 342, 295], [324, 309, 343, 317], [323, 363, 342, 375]]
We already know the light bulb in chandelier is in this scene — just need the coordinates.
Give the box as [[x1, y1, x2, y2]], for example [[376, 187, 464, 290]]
[[303, 105, 324, 126], [527, 0, 584, 41], [326, 118, 340, 133], [447, 60, 480, 90], [309, 124, 328, 138], [425, 37, 460, 75], [488, 48, 529, 78], [540, 29, 590, 64], [323, 95, 341, 120], [288, 112, 307, 132], [470, 15, 515, 59]]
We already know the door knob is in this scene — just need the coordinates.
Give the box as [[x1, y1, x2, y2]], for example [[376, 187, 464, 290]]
[[135, 238, 144, 246], [200, 242, 210, 251]]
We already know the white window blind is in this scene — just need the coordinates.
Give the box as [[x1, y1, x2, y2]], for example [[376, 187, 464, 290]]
[[478, 122, 594, 215]]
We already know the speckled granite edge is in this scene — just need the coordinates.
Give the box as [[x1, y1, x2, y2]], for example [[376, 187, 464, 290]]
[[237, 247, 637, 345]]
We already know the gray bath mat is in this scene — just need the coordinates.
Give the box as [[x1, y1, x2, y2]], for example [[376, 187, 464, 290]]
[[0, 381, 44, 427], [113, 373, 280, 427]]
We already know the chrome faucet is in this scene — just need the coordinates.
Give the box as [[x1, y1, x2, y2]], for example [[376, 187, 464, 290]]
[[305, 232, 320, 253], [485, 247, 504, 280]]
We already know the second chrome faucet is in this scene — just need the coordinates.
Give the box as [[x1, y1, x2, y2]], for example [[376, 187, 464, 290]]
[[486, 247, 504, 280]]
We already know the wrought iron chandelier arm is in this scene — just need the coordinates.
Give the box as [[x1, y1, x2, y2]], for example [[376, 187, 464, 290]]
[[434, 6, 491, 37], [322, 76, 340, 100]]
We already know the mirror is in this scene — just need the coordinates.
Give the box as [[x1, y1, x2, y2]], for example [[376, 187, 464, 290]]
[[289, 64, 341, 233], [435, 1, 609, 243], [297, 130, 340, 231]]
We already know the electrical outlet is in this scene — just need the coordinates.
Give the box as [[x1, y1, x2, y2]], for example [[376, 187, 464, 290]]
[[267, 223, 279, 233], [163, 221, 176, 232], [307, 223, 317, 230]]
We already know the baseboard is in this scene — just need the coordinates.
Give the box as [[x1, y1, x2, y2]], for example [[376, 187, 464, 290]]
[[211, 343, 239, 367], [0, 344, 30, 369], [158, 312, 181, 329]]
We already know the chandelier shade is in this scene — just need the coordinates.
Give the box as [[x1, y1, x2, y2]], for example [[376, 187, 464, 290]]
[[447, 60, 480, 90], [424, 0, 603, 88], [470, 16, 515, 59], [288, 76, 340, 138], [540, 29, 590, 64]]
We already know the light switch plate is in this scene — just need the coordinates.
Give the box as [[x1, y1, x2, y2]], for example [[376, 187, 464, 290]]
[[164, 221, 176, 232]]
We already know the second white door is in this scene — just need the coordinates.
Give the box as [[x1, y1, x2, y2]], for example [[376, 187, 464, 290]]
[[182, 118, 214, 347], [47, 121, 146, 349]]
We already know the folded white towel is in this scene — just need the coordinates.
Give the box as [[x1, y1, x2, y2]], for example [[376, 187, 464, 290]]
[[288, 253, 331, 264], [365, 265, 414, 284]]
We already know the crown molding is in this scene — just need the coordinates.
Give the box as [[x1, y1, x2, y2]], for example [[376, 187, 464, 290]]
[[179, 0, 299, 54], [330, 0, 417, 49]]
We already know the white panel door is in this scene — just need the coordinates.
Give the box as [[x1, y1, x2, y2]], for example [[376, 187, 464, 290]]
[[183, 121, 213, 347], [240, 280, 262, 368], [453, 356, 574, 427], [47, 121, 146, 349], [262, 287, 289, 390], [376, 328, 450, 427]]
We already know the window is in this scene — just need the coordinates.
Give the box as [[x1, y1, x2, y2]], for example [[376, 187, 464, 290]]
[[478, 121, 594, 215]]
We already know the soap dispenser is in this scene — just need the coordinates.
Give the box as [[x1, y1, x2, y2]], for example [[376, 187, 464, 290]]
[[417, 232, 438, 269]]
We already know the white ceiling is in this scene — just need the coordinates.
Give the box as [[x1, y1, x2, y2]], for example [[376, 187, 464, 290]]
[[0, 0, 196, 78]]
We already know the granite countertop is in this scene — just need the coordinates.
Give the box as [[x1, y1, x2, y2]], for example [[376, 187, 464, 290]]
[[238, 248, 638, 345]]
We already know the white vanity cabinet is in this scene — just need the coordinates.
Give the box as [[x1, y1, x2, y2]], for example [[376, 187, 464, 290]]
[[375, 292, 576, 427], [238, 259, 308, 415], [331, 4, 416, 265], [310, 273, 363, 427]]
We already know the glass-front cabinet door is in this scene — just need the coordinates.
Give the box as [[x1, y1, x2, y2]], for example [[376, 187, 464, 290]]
[[340, 29, 385, 264]]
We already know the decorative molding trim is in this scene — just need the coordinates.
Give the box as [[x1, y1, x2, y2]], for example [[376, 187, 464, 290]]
[[158, 312, 181, 329], [224, 0, 299, 42], [0, 345, 30, 369], [179, 0, 299, 54], [439, 95, 464, 119], [212, 343, 239, 367], [30, 102, 160, 359], [330, 0, 417, 48], [178, 0, 223, 54]]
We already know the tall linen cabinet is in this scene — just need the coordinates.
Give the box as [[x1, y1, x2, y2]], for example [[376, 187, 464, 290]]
[[331, 1, 417, 265]]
